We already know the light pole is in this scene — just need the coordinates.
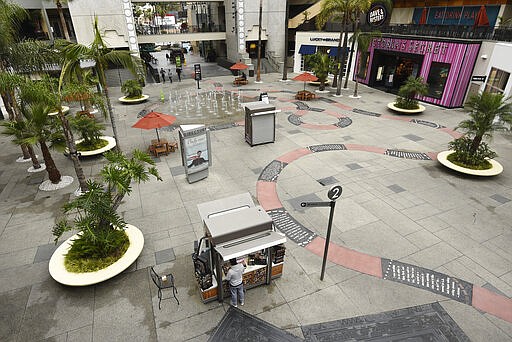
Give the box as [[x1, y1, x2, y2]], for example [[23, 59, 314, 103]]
[[256, 0, 263, 83], [281, 0, 289, 81]]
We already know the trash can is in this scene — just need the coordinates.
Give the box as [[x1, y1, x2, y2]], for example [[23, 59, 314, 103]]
[[248, 65, 255, 77], [244, 101, 276, 146]]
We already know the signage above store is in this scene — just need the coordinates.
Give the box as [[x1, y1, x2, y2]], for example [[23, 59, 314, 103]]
[[372, 37, 449, 56], [310, 37, 340, 42], [237, 0, 245, 53], [367, 3, 387, 27]]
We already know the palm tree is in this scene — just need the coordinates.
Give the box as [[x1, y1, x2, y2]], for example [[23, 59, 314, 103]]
[[454, 92, 512, 158], [2, 103, 65, 184], [59, 16, 144, 151], [351, 30, 381, 98], [0, 72, 42, 168], [395, 76, 428, 110], [305, 52, 331, 91], [317, 0, 351, 93], [53, 0, 72, 41]]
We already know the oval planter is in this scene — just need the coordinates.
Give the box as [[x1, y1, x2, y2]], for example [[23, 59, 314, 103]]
[[49, 224, 144, 286], [387, 102, 425, 114], [437, 150, 503, 176], [118, 94, 149, 104], [67, 136, 116, 157], [48, 106, 70, 116]]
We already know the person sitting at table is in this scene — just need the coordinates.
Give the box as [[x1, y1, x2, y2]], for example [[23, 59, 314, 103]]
[[240, 72, 247, 80]]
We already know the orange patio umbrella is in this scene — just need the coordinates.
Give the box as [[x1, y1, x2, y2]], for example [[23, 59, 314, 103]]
[[132, 111, 176, 142], [292, 72, 319, 91], [230, 61, 249, 77]]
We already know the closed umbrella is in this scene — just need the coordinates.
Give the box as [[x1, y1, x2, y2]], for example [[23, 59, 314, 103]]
[[419, 7, 427, 25], [474, 5, 489, 27], [132, 111, 176, 142], [292, 72, 319, 91]]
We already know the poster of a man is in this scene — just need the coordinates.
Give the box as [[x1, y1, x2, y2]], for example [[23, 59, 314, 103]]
[[188, 150, 208, 168]]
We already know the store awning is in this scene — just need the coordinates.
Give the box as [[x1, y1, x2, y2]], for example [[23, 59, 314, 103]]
[[214, 230, 286, 261], [328, 47, 349, 57], [299, 45, 316, 55]]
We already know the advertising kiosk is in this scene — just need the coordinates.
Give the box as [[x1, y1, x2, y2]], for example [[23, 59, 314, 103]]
[[179, 124, 211, 183], [192, 193, 286, 303]]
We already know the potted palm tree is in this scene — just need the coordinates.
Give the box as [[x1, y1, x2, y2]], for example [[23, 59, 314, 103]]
[[68, 114, 116, 156], [388, 76, 428, 113], [119, 78, 149, 104], [304, 52, 332, 92], [49, 149, 162, 286], [438, 92, 511, 176]]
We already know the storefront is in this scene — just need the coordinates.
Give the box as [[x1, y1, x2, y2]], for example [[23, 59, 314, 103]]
[[192, 193, 286, 303], [358, 35, 481, 108], [294, 31, 354, 74]]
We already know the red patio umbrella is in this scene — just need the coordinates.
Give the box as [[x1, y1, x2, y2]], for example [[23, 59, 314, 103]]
[[230, 61, 249, 77], [419, 7, 427, 25], [132, 111, 176, 142], [474, 5, 489, 27], [292, 72, 319, 91]]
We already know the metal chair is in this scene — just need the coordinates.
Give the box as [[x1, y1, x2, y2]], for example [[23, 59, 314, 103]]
[[150, 266, 179, 309]]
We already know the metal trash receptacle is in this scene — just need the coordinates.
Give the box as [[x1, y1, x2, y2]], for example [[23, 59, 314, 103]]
[[244, 101, 276, 146]]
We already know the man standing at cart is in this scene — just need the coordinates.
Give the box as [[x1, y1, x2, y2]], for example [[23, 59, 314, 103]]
[[225, 258, 246, 307]]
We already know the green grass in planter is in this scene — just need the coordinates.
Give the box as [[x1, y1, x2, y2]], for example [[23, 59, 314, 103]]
[[76, 138, 109, 152], [64, 230, 130, 273], [124, 95, 144, 100], [447, 153, 493, 170]]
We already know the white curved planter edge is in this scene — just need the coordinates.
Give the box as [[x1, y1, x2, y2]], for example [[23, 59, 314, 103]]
[[67, 136, 116, 157], [48, 106, 70, 116], [387, 102, 426, 114], [437, 150, 503, 176], [118, 94, 149, 104], [49, 224, 144, 286]]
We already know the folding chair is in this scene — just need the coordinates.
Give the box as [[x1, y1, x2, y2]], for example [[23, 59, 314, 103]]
[[150, 266, 179, 309]]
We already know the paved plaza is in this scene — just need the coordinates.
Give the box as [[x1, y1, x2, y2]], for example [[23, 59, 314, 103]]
[[0, 53, 511, 341]]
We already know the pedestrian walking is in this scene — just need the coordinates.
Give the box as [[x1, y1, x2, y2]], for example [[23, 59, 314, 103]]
[[165, 53, 169, 62], [160, 68, 166, 83], [168, 69, 173, 83], [176, 67, 182, 82]]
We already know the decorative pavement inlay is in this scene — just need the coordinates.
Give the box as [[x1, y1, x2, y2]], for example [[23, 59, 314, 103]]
[[382, 258, 473, 304], [302, 302, 470, 342], [213, 82, 223, 88], [268, 208, 316, 247], [352, 108, 381, 117], [295, 102, 310, 110], [251, 167, 263, 175], [403, 134, 424, 142], [333, 117, 352, 128], [288, 114, 302, 126], [27, 173, 45, 185], [317, 176, 338, 186], [209, 123, 238, 131], [385, 149, 432, 160], [287, 129, 302, 135], [490, 194, 510, 204], [155, 248, 176, 265], [309, 107, 325, 112], [411, 118, 446, 129], [258, 160, 287, 182], [308, 144, 347, 153], [319, 97, 336, 103], [208, 307, 302, 342], [346, 163, 363, 170], [388, 184, 406, 193]]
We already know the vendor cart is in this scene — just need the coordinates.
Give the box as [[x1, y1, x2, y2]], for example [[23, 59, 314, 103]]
[[192, 193, 286, 303]]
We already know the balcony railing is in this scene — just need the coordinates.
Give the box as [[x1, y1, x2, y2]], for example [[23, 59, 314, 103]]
[[136, 23, 225, 36], [375, 24, 512, 42]]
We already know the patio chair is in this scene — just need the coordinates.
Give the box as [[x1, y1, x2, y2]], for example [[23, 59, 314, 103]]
[[150, 266, 179, 309]]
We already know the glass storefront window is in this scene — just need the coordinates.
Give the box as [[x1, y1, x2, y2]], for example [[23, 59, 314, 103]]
[[427, 62, 450, 99], [484, 67, 510, 94]]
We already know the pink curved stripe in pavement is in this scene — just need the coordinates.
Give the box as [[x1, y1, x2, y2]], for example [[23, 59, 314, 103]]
[[256, 145, 512, 324]]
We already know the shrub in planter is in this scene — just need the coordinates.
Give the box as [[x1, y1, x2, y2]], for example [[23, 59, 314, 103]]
[[304, 52, 333, 91], [448, 92, 511, 169], [53, 150, 161, 272], [69, 115, 107, 151], [121, 79, 144, 100], [395, 76, 428, 110]]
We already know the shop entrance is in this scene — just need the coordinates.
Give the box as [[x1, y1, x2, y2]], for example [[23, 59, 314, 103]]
[[369, 50, 423, 93]]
